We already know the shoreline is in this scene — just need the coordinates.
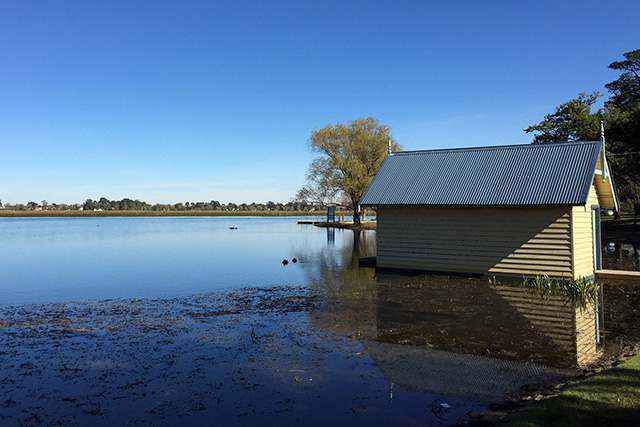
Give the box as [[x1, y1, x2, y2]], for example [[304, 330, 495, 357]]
[[0, 210, 327, 218]]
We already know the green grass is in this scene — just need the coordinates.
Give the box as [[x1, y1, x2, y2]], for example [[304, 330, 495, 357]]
[[508, 354, 640, 426], [601, 213, 636, 225], [0, 210, 327, 218]]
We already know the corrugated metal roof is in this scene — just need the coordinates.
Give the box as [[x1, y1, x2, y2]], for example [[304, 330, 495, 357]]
[[360, 141, 603, 206]]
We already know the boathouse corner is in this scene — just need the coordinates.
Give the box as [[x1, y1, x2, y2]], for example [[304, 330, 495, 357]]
[[359, 141, 617, 280]]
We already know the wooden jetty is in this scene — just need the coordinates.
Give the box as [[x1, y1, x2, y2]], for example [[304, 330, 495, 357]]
[[595, 269, 640, 284]]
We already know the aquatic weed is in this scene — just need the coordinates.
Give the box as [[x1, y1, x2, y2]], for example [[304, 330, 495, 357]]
[[520, 275, 600, 311], [489, 275, 600, 310]]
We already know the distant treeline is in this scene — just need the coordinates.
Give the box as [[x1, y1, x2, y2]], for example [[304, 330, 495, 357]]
[[0, 197, 338, 213]]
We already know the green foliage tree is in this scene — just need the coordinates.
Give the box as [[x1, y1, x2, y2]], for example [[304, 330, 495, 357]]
[[605, 49, 640, 216], [298, 117, 401, 226], [605, 49, 640, 109], [83, 199, 95, 211], [525, 49, 640, 215], [524, 92, 603, 143]]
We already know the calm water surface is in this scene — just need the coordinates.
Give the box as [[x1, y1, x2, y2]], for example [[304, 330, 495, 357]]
[[602, 241, 640, 271], [2, 216, 640, 425], [0, 216, 368, 305]]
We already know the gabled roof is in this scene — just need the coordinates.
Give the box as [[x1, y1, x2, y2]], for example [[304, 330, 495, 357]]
[[360, 141, 617, 208]]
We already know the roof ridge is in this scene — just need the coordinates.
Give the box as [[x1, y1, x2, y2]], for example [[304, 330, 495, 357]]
[[393, 140, 600, 155]]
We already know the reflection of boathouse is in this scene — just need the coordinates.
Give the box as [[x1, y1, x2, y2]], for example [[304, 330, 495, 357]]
[[373, 274, 600, 369], [312, 273, 602, 402], [360, 141, 617, 279]]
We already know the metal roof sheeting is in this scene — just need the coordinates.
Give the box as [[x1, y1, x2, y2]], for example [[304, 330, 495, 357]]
[[360, 141, 603, 207]]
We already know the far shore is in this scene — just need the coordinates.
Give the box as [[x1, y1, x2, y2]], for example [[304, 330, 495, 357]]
[[0, 210, 378, 219], [0, 210, 327, 218]]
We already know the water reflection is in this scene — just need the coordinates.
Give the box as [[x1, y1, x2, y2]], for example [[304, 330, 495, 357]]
[[0, 217, 365, 305], [305, 229, 378, 337], [602, 241, 640, 271], [306, 231, 599, 370], [315, 272, 600, 367], [375, 275, 600, 369], [326, 226, 335, 245], [306, 230, 606, 402]]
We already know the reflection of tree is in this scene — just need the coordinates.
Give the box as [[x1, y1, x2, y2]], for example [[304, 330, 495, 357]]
[[304, 229, 378, 337], [302, 229, 376, 293], [603, 282, 640, 352]]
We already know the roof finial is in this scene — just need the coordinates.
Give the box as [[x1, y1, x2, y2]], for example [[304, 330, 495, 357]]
[[388, 138, 392, 156], [600, 121, 606, 183]]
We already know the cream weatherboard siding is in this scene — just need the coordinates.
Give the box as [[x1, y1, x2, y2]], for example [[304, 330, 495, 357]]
[[571, 183, 599, 279], [376, 206, 577, 278], [363, 142, 617, 279]]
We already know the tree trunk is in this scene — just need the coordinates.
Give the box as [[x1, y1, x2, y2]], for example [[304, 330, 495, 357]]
[[352, 199, 361, 226], [352, 207, 361, 226]]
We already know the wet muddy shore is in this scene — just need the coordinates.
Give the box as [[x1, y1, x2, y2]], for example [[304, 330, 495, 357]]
[[2, 281, 639, 426], [1, 286, 490, 426]]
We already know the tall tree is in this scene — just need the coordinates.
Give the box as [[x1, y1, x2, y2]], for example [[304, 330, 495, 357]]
[[298, 117, 401, 226], [605, 49, 640, 109], [525, 49, 640, 215], [524, 92, 603, 143]]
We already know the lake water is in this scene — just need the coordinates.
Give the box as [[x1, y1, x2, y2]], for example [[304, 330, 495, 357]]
[[0, 216, 634, 306], [1, 216, 639, 425], [602, 241, 640, 271], [0, 216, 372, 305]]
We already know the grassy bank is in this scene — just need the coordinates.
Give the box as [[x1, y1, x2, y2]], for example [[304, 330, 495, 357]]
[[0, 210, 327, 218], [506, 353, 640, 426]]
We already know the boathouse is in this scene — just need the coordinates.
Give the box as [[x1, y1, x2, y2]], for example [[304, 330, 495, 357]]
[[359, 141, 617, 279]]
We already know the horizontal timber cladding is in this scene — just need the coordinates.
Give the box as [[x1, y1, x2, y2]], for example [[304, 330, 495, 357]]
[[376, 206, 574, 278], [495, 286, 599, 367], [571, 183, 598, 279]]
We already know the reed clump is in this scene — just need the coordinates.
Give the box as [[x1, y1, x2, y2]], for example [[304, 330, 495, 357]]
[[489, 275, 600, 310]]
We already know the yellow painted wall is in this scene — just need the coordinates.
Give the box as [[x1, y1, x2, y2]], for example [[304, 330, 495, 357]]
[[571, 183, 599, 279], [376, 206, 574, 278], [376, 180, 607, 279]]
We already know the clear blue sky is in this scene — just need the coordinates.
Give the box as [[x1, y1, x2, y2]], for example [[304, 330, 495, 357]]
[[1, 1, 638, 205]]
